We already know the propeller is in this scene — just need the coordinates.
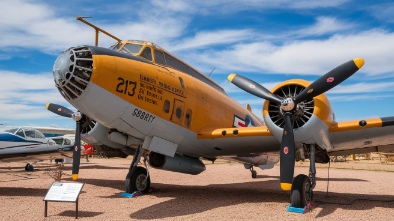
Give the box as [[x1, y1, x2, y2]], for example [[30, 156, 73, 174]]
[[46, 103, 83, 180], [228, 58, 364, 190]]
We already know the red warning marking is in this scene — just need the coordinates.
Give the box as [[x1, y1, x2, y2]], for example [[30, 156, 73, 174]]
[[284, 146, 289, 154], [327, 77, 334, 83]]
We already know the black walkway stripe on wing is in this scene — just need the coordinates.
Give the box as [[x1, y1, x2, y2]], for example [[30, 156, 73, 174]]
[[381, 116, 394, 127]]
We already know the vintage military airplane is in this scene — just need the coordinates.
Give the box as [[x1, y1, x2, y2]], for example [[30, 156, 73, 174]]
[[0, 126, 74, 170], [47, 17, 394, 208]]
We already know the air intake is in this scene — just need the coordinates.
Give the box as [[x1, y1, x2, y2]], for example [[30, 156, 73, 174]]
[[53, 46, 93, 100], [268, 84, 314, 129]]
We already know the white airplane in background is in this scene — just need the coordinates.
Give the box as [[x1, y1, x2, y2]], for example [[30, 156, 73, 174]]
[[0, 126, 75, 171], [46, 17, 394, 209]]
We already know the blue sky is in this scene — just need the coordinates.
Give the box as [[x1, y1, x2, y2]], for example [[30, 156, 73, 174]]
[[1, 0, 394, 129]]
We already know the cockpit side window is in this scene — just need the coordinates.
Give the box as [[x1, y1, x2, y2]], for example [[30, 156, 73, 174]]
[[154, 49, 166, 66], [140, 47, 152, 61], [25, 129, 35, 138]]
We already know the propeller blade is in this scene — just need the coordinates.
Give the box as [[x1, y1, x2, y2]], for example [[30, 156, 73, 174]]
[[294, 58, 364, 103], [46, 103, 74, 118], [279, 113, 296, 191], [72, 121, 81, 180], [228, 74, 282, 104]]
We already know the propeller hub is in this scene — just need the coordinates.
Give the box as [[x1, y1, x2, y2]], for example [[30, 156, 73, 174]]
[[280, 98, 295, 112], [72, 112, 82, 122]]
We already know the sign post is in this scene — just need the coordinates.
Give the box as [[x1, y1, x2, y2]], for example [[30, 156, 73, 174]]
[[43, 182, 84, 219]]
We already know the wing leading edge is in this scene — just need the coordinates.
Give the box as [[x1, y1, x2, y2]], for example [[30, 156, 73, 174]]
[[329, 116, 394, 155]]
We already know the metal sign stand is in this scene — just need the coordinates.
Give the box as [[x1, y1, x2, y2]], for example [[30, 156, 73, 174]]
[[43, 182, 84, 219]]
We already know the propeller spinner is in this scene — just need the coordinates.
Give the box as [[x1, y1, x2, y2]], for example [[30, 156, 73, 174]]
[[228, 58, 364, 190]]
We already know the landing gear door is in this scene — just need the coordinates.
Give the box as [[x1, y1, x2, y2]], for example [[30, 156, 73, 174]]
[[170, 99, 184, 125]]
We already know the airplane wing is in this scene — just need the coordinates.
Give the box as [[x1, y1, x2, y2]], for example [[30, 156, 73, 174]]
[[0, 144, 74, 163], [328, 116, 394, 155]]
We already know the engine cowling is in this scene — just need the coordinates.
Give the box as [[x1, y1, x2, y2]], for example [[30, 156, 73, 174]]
[[263, 79, 335, 146], [149, 152, 206, 175]]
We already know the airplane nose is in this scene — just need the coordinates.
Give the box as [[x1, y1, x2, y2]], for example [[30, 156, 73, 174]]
[[53, 46, 93, 100]]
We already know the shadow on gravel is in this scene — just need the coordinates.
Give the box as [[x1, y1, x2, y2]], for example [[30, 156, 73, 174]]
[[127, 180, 394, 219], [255, 175, 368, 182], [313, 192, 394, 218], [58, 210, 103, 218], [0, 187, 48, 196], [129, 181, 288, 219]]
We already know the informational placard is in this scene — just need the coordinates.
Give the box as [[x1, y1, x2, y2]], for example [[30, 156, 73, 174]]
[[44, 182, 84, 202]]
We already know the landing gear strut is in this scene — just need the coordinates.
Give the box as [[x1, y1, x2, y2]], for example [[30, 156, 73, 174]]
[[125, 145, 151, 193], [290, 144, 316, 208]]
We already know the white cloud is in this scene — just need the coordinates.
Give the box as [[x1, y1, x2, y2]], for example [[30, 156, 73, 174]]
[[171, 29, 255, 51], [296, 16, 356, 36], [0, 70, 73, 119], [190, 29, 394, 76]]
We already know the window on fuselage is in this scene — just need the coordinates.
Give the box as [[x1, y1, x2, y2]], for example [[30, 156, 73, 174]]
[[140, 47, 153, 61], [24, 129, 35, 138]]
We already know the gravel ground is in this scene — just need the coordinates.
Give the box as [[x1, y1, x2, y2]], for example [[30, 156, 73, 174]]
[[1, 157, 394, 221]]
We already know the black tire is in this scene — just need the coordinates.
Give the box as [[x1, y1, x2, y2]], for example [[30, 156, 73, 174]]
[[290, 174, 312, 208], [125, 167, 151, 193], [251, 170, 257, 178], [25, 163, 34, 171]]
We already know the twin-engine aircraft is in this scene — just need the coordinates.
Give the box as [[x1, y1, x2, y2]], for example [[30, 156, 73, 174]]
[[48, 17, 394, 208]]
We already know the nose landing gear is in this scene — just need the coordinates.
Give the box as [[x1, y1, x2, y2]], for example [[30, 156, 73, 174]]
[[290, 144, 316, 209], [125, 145, 151, 193]]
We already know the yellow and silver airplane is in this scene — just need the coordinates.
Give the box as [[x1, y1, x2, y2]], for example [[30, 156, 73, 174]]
[[47, 17, 394, 208]]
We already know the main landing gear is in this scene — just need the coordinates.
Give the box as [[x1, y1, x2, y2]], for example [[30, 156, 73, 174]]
[[250, 166, 257, 178], [125, 145, 151, 193], [25, 163, 34, 171], [290, 144, 316, 208]]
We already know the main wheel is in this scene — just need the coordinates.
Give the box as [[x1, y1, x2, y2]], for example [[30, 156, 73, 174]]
[[251, 170, 257, 178], [125, 167, 151, 193], [290, 174, 312, 208], [25, 163, 34, 171]]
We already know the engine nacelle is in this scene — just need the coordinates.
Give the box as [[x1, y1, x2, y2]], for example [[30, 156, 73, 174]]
[[81, 122, 125, 149], [149, 152, 206, 175]]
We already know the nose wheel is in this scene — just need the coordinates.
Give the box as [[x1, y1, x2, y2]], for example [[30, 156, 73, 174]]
[[290, 144, 316, 208]]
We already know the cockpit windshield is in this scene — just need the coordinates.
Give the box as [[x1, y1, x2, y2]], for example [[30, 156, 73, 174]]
[[122, 44, 143, 54]]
